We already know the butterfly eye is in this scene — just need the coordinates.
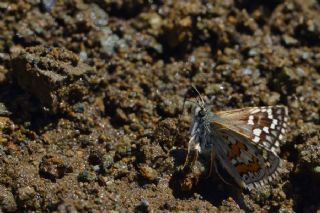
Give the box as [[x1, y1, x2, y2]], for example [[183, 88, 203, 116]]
[[198, 109, 206, 117]]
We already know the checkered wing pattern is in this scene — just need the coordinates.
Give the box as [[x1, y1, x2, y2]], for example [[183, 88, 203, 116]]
[[216, 129, 281, 190], [213, 106, 288, 155], [211, 106, 288, 190]]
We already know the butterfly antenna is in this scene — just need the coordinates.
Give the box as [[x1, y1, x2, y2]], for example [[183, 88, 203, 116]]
[[179, 88, 191, 130], [181, 86, 201, 115], [181, 89, 189, 115], [191, 85, 205, 106]]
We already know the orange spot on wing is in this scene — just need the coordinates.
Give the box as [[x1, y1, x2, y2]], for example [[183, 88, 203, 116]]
[[236, 157, 260, 174], [228, 141, 246, 159]]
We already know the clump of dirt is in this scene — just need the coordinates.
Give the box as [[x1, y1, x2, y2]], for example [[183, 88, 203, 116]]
[[0, 0, 319, 212], [11, 46, 93, 113]]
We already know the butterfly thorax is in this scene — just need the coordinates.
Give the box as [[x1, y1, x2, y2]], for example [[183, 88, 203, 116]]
[[191, 106, 222, 154]]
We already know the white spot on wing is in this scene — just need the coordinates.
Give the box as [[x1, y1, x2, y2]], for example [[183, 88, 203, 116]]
[[248, 115, 254, 125], [263, 127, 269, 133], [267, 108, 273, 119], [277, 109, 282, 114], [247, 183, 254, 190], [231, 159, 237, 165], [272, 119, 278, 125], [253, 128, 262, 136], [266, 135, 272, 143], [271, 130, 278, 136], [253, 136, 260, 143], [279, 134, 283, 140]]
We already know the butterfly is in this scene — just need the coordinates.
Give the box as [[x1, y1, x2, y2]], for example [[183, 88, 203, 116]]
[[183, 87, 288, 190]]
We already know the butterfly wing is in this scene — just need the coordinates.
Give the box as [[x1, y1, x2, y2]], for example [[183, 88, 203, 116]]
[[212, 129, 281, 190], [212, 106, 288, 154]]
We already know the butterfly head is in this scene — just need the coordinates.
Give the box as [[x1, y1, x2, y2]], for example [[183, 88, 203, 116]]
[[190, 85, 208, 120], [194, 104, 207, 119]]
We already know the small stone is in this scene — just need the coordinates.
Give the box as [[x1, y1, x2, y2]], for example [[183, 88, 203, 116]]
[[138, 164, 158, 181], [88, 149, 104, 165], [79, 135, 96, 147], [78, 170, 96, 182], [79, 51, 88, 62], [93, 165, 100, 172], [115, 108, 129, 124], [98, 134, 109, 143], [0, 117, 13, 130], [100, 29, 128, 56], [17, 186, 36, 202], [115, 136, 132, 158], [39, 154, 72, 181], [72, 102, 85, 113], [241, 67, 253, 75], [180, 175, 194, 192], [112, 161, 129, 179], [40, 0, 56, 12], [0, 103, 11, 116], [266, 92, 280, 106], [56, 200, 78, 213], [282, 34, 298, 46], [90, 3, 109, 27], [314, 166, 320, 174], [156, 96, 181, 117], [135, 199, 150, 213], [248, 48, 259, 56], [101, 153, 115, 173], [0, 186, 17, 212]]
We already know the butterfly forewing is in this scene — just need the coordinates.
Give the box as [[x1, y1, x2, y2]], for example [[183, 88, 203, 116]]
[[212, 106, 288, 154]]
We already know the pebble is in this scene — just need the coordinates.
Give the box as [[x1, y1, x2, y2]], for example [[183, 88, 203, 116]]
[[39, 154, 72, 181], [0, 186, 17, 212], [0, 103, 11, 116], [101, 153, 115, 173], [313, 166, 320, 173], [135, 199, 150, 213], [138, 164, 158, 181], [17, 186, 36, 201], [78, 170, 96, 182], [40, 0, 56, 12]]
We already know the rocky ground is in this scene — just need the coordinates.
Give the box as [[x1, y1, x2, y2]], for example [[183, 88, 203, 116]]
[[0, 0, 319, 212]]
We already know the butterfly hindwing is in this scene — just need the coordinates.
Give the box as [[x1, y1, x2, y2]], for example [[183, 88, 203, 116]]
[[215, 129, 281, 190]]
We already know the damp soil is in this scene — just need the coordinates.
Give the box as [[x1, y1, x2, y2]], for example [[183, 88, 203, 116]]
[[0, 0, 319, 212]]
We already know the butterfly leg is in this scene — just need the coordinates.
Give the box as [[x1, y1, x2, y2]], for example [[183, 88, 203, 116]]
[[213, 160, 233, 186], [202, 148, 216, 178], [183, 135, 200, 171]]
